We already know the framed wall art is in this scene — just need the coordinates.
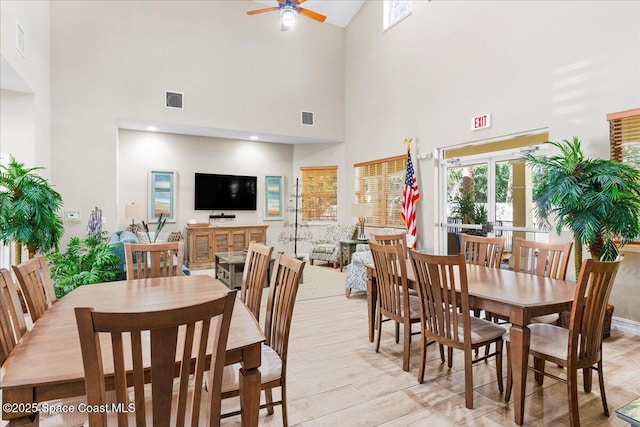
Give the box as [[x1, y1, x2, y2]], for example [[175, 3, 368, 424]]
[[264, 175, 284, 220], [148, 170, 176, 223]]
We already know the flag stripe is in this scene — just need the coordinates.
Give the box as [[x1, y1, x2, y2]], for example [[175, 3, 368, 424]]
[[401, 148, 419, 247]]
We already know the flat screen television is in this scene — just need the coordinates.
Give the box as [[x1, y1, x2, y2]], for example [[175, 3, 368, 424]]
[[194, 173, 257, 211]]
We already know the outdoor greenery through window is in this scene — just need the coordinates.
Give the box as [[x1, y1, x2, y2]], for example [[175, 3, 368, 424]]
[[355, 155, 406, 228], [300, 166, 338, 221]]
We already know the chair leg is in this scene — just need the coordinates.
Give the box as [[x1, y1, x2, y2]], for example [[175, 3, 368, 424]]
[[597, 361, 609, 417], [464, 350, 474, 409], [309, 259, 314, 265], [583, 367, 593, 393], [439, 344, 445, 363], [332, 261, 338, 268], [534, 357, 545, 386], [265, 389, 275, 415], [505, 342, 512, 402], [281, 384, 289, 427], [418, 333, 427, 383], [395, 321, 400, 344], [345, 288, 351, 298], [403, 321, 411, 372], [567, 366, 581, 427], [495, 340, 504, 393], [375, 314, 382, 353], [447, 347, 453, 369]]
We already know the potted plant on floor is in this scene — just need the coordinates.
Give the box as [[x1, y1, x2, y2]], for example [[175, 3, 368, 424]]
[[524, 137, 640, 271], [0, 157, 64, 263]]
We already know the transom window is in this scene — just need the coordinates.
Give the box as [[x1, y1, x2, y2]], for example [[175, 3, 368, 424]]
[[383, 1, 412, 31], [300, 166, 338, 221], [355, 155, 406, 228]]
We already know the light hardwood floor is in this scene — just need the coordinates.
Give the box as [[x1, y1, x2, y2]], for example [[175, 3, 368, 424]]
[[221, 291, 640, 427]]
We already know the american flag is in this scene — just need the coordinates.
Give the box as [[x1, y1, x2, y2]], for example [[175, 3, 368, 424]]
[[401, 147, 419, 247]]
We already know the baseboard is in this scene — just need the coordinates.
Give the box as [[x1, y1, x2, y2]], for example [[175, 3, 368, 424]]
[[611, 316, 640, 336]]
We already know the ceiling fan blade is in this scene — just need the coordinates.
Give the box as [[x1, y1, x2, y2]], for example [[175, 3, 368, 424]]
[[297, 7, 327, 23], [247, 6, 280, 16], [293, 0, 307, 5]]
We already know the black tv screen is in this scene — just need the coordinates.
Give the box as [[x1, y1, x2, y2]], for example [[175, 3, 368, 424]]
[[194, 173, 257, 211]]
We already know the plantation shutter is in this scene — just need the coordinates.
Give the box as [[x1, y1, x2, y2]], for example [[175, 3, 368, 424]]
[[300, 166, 338, 221], [354, 155, 406, 228], [608, 108, 640, 169]]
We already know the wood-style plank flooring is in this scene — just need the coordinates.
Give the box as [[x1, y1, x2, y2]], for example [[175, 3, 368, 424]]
[[221, 292, 640, 427]]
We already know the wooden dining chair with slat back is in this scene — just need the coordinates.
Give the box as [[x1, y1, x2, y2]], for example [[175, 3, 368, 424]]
[[240, 241, 274, 320], [12, 255, 57, 323], [0, 268, 28, 365], [124, 241, 184, 279], [221, 253, 305, 427], [371, 232, 409, 258], [505, 257, 622, 426], [460, 234, 505, 268], [75, 291, 236, 427], [513, 238, 573, 324], [369, 240, 422, 372], [409, 251, 505, 409]]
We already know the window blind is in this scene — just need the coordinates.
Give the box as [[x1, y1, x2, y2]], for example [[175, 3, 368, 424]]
[[354, 155, 406, 228], [300, 166, 338, 221], [608, 108, 640, 170]]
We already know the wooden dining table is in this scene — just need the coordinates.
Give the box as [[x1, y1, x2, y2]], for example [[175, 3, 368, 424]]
[[366, 260, 576, 426], [0, 275, 265, 427]]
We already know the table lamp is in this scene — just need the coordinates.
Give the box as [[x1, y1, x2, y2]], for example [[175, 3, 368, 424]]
[[125, 203, 142, 228], [352, 203, 374, 240]]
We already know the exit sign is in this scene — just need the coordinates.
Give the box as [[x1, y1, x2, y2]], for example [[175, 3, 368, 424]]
[[471, 114, 492, 130]]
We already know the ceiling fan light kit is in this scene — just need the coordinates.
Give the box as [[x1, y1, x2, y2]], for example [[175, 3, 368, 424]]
[[247, 0, 327, 32]]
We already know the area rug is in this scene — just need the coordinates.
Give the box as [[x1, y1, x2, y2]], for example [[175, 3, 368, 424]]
[[296, 263, 347, 301]]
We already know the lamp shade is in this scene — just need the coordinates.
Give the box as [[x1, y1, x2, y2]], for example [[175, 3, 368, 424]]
[[352, 203, 374, 218], [125, 203, 142, 220]]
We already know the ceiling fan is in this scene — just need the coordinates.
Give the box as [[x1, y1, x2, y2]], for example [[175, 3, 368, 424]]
[[247, 0, 327, 31]]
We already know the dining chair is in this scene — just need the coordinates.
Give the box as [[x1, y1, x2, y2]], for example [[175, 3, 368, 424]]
[[124, 241, 184, 279], [369, 240, 421, 372], [371, 232, 409, 258], [459, 234, 505, 268], [75, 291, 236, 426], [240, 241, 274, 320], [505, 257, 622, 426], [221, 252, 305, 426], [409, 251, 505, 409], [0, 268, 28, 365], [512, 238, 573, 324], [12, 255, 57, 322]]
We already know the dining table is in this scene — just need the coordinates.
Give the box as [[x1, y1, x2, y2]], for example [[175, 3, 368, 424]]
[[0, 274, 265, 427], [366, 259, 576, 426]]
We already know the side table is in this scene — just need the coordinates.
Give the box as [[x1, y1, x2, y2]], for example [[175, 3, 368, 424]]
[[616, 397, 640, 426], [339, 239, 368, 272]]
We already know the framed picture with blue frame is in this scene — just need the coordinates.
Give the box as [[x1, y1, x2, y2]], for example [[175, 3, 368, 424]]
[[264, 175, 284, 220], [148, 170, 176, 223]]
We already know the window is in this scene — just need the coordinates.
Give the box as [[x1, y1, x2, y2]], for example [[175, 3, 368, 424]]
[[383, 1, 412, 31], [608, 108, 640, 170], [300, 166, 338, 221], [355, 155, 406, 228]]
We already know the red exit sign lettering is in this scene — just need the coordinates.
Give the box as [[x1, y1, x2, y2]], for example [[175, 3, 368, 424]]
[[471, 114, 492, 130]]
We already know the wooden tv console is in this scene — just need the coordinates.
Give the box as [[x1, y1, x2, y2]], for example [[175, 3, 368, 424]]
[[185, 224, 268, 269]]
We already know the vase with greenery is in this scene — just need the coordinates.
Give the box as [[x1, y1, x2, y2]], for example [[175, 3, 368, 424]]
[[46, 231, 121, 298], [524, 137, 640, 273], [0, 157, 64, 262]]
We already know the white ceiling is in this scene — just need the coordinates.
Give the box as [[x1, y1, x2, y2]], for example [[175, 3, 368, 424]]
[[253, 0, 365, 28]]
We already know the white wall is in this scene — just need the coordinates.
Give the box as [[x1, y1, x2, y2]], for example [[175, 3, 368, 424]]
[[0, 0, 51, 171], [344, 1, 640, 321], [118, 129, 295, 251], [50, 1, 345, 241]]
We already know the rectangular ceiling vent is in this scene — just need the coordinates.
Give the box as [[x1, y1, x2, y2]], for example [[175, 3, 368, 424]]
[[301, 111, 314, 126], [16, 23, 25, 57], [165, 91, 183, 109]]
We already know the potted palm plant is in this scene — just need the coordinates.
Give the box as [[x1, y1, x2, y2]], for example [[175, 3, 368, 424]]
[[524, 137, 640, 273], [0, 157, 64, 262]]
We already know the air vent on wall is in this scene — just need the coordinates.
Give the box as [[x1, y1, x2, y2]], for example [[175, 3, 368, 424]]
[[301, 111, 314, 126], [165, 91, 183, 109], [16, 23, 25, 57]]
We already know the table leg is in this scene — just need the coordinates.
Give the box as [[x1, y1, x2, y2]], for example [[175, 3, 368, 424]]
[[509, 324, 530, 426], [239, 344, 262, 427], [229, 264, 236, 289], [3, 388, 39, 427], [366, 269, 376, 342], [339, 243, 346, 272]]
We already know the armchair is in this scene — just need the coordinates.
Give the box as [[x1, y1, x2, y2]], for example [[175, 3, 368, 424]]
[[308, 224, 357, 268]]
